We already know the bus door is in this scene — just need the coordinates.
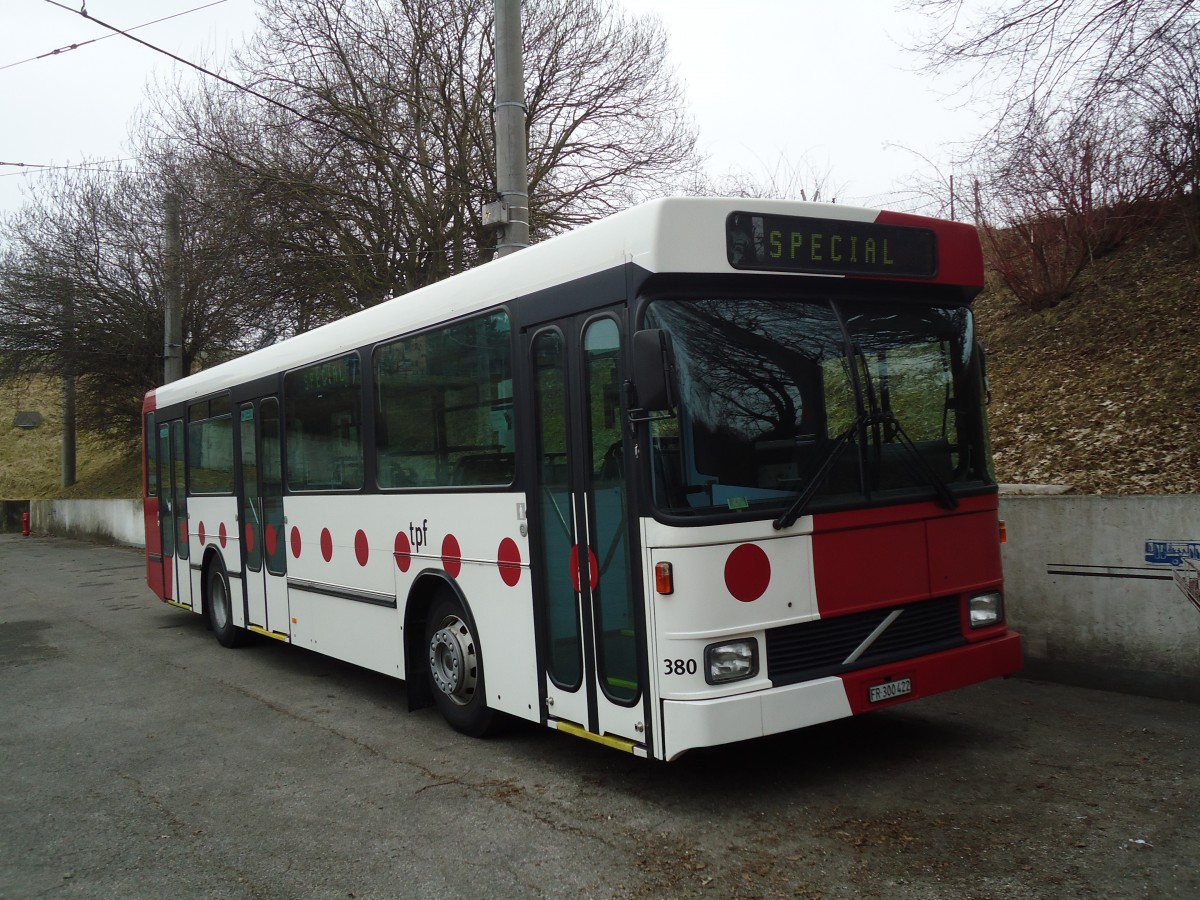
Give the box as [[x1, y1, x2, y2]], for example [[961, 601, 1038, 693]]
[[529, 310, 646, 747], [237, 398, 290, 638], [158, 418, 192, 607]]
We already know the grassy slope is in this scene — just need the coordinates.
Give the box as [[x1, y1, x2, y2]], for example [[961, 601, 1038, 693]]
[[2, 220, 1196, 498], [0, 377, 140, 499], [975, 219, 1200, 493]]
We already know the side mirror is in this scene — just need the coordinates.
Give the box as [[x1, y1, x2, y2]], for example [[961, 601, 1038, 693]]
[[629, 329, 677, 415]]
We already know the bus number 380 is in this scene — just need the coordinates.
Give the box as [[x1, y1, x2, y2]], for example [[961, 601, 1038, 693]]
[[664, 658, 698, 676]]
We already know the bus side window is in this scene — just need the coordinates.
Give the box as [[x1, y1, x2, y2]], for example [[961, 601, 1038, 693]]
[[284, 354, 364, 492], [374, 310, 514, 489], [145, 412, 157, 497]]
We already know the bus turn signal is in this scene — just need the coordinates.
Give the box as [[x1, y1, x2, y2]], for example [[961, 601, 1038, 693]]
[[655, 561, 674, 595]]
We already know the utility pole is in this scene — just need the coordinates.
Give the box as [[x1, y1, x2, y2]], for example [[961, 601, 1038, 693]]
[[490, 0, 529, 257], [163, 191, 184, 383], [61, 281, 76, 488]]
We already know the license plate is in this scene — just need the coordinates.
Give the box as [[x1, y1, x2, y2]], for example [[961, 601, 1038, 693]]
[[869, 677, 912, 703]]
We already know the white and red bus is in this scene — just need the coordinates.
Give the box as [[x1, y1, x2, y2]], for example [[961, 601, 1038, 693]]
[[142, 197, 1022, 760]]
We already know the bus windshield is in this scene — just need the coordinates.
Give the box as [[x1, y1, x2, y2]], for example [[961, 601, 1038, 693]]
[[642, 295, 995, 520]]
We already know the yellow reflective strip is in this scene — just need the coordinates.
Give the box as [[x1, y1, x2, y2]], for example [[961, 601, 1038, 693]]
[[248, 625, 289, 642], [554, 720, 637, 753], [164, 599, 191, 610]]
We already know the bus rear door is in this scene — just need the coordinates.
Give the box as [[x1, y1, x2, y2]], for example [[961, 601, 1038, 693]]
[[158, 418, 192, 607], [237, 398, 290, 638], [529, 309, 647, 750]]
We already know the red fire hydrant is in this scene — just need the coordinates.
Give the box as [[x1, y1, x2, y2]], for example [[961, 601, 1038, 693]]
[[21, 511, 30, 537]]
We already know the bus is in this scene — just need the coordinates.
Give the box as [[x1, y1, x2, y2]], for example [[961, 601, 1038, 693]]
[[142, 197, 1022, 761]]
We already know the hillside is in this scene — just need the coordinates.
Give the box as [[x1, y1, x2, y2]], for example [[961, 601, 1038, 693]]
[[0, 378, 139, 500], [2, 219, 1197, 499], [974, 218, 1200, 494]]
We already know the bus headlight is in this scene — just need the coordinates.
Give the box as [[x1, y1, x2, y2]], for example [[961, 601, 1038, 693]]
[[704, 638, 759, 684], [968, 592, 1004, 628]]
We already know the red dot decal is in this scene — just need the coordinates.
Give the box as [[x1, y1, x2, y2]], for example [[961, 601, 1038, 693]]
[[244, 522, 256, 554], [290, 526, 302, 558], [320, 528, 334, 563], [498, 538, 522, 587], [354, 530, 369, 567], [724, 543, 771, 602], [219, 522, 228, 548], [442, 533, 462, 578], [198, 521, 206, 545], [567, 546, 600, 593], [265, 523, 278, 557], [394, 531, 411, 572]]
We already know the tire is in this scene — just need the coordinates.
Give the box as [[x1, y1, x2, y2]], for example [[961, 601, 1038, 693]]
[[424, 592, 499, 737], [207, 559, 245, 648]]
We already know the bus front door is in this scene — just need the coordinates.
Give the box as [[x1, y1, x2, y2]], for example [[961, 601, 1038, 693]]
[[157, 419, 192, 607], [237, 399, 290, 639], [530, 311, 647, 749]]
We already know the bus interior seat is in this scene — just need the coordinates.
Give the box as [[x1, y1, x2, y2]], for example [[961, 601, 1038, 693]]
[[451, 452, 514, 486]]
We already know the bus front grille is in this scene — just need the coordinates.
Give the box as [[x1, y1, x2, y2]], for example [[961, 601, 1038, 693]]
[[765, 595, 965, 686]]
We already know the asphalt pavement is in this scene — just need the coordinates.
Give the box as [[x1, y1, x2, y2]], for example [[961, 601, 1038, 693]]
[[2, 534, 1198, 899]]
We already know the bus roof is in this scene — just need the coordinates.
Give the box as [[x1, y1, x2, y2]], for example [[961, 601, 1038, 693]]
[[150, 196, 981, 410]]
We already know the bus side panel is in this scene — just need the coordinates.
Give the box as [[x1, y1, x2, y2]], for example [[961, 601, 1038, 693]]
[[283, 495, 404, 677], [280, 494, 538, 721], [188, 496, 241, 620], [388, 492, 539, 722]]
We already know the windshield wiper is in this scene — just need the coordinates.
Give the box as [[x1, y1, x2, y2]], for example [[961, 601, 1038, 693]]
[[773, 301, 958, 530], [772, 409, 959, 531], [772, 415, 865, 530], [874, 410, 960, 511]]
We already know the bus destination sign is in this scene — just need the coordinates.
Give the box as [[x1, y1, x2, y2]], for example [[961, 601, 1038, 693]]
[[726, 211, 938, 278]]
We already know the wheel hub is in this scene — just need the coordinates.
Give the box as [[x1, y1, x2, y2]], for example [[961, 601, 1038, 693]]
[[428, 617, 477, 705]]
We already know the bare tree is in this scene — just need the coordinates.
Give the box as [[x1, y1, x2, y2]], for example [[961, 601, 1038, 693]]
[[0, 157, 280, 444], [1, 0, 701, 444], [150, 0, 700, 331], [702, 155, 844, 204], [906, 0, 1198, 129], [905, 0, 1200, 294], [974, 105, 1161, 308], [1123, 31, 1200, 248]]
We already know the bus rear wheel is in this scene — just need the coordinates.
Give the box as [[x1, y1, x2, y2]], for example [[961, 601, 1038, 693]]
[[424, 593, 498, 737], [207, 559, 245, 648]]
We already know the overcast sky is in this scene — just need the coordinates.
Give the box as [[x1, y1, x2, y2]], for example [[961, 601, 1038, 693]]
[[0, 0, 984, 219]]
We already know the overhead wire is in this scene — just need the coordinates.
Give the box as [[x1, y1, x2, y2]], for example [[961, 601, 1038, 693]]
[[0, 158, 140, 178], [0, 1, 230, 72], [41, 0, 494, 196]]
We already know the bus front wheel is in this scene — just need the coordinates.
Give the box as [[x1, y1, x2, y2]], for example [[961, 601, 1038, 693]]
[[424, 593, 498, 737]]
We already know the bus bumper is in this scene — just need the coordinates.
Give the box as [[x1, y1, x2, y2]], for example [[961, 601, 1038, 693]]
[[660, 631, 1023, 760]]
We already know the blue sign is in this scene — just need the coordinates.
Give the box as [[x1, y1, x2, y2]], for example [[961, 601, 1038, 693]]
[[1145, 540, 1200, 567]]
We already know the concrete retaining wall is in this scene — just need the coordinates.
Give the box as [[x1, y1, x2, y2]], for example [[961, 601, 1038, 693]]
[[27, 498, 145, 547], [1000, 494, 1200, 702], [10, 494, 1200, 701]]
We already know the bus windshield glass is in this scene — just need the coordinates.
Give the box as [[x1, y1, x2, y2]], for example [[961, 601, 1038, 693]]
[[642, 295, 994, 519]]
